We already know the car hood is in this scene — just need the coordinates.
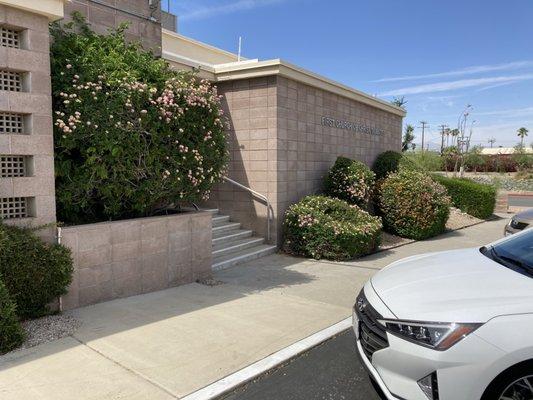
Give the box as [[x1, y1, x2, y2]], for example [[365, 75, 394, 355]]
[[515, 208, 533, 223], [371, 248, 533, 323]]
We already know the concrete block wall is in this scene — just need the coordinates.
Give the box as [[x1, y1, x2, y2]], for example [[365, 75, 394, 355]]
[[207, 77, 279, 242], [210, 75, 402, 245], [0, 5, 56, 231], [60, 212, 213, 310], [275, 76, 403, 243], [63, 0, 162, 55]]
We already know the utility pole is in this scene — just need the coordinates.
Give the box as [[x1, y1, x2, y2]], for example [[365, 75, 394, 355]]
[[438, 124, 448, 154], [418, 121, 429, 152], [488, 138, 496, 148]]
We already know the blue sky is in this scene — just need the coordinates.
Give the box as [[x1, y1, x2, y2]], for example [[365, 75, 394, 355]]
[[167, 0, 533, 149]]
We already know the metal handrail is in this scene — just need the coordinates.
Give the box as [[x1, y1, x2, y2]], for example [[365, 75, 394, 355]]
[[223, 176, 272, 243]]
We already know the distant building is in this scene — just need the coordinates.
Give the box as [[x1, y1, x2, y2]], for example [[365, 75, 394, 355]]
[[481, 147, 533, 155]]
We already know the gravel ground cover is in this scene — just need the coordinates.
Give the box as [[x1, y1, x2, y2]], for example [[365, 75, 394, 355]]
[[14, 315, 82, 351]]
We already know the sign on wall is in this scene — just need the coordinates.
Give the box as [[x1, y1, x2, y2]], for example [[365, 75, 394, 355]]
[[321, 116, 384, 136]]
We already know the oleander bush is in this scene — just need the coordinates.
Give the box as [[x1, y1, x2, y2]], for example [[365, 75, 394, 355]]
[[324, 156, 375, 208], [283, 195, 382, 260], [0, 224, 73, 319], [378, 169, 451, 240], [0, 278, 25, 354], [51, 14, 227, 224], [372, 151, 403, 179], [432, 175, 496, 219]]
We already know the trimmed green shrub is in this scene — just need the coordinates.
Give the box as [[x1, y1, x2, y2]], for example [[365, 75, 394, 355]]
[[0, 278, 25, 354], [324, 156, 375, 208], [0, 224, 73, 319], [372, 150, 403, 179], [283, 195, 382, 260], [432, 175, 496, 219], [378, 169, 451, 240], [51, 14, 227, 224]]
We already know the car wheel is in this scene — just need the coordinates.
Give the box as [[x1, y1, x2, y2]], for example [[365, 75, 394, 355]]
[[482, 361, 533, 400]]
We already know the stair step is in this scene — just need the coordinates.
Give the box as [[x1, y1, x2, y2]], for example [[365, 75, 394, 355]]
[[212, 214, 230, 226], [213, 237, 265, 257], [212, 229, 253, 245], [212, 222, 241, 234], [212, 244, 277, 271]]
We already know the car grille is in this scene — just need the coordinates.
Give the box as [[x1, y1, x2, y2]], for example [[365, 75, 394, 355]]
[[356, 290, 389, 360]]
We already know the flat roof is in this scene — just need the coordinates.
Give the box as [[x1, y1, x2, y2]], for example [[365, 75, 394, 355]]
[[161, 34, 406, 117]]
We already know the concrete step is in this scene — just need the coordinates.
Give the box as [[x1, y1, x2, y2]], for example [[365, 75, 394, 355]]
[[213, 237, 265, 258], [212, 229, 253, 245], [212, 221, 241, 235], [212, 244, 277, 271], [182, 207, 219, 215], [212, 214, 230, 227]]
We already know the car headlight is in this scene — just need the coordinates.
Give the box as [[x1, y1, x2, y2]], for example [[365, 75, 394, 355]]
[[378, 319, 482, 350]]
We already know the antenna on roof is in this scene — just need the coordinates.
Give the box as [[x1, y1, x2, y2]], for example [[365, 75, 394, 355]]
[[237, 36, 242, 62]]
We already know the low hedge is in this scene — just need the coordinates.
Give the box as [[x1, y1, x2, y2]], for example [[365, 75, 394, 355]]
[[0, 278, 25, 354], [0, 224, 73, 319], [378, 169, 451, 240], [324, 156, 375, 208], [432, 175, 496, 219], [283, 195, 382, 260]]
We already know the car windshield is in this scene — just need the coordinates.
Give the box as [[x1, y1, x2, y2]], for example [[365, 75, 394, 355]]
[[487, 230, 533, 277]]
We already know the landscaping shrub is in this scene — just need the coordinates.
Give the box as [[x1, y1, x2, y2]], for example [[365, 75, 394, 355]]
[[0, 278, 25, 354], [372, 150, 403, 179], [432, 175, 496, 219], [283, 195, 382, 260], [324, 156, 375, 208], [51, 14, 227, 224], [378, 169, 451, 240], [402, 151, 443, 172], [0, 224, 73, 319]]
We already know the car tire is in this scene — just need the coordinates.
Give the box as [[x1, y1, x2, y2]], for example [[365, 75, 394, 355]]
[[481, 360, 533, 400]]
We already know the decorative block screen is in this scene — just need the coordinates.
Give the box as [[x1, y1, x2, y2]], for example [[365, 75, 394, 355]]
[[0, 27, 20, 48], [0, 70, 22, 91], [1, 155, 26, 177], [0, 112, 24, 134], [0, 197, 29, 219]]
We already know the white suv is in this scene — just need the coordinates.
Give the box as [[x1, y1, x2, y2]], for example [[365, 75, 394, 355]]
[[353, 228, 533, 400]]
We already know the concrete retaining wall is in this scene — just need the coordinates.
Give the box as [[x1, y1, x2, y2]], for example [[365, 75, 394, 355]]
[[59, 212, 212, 310]]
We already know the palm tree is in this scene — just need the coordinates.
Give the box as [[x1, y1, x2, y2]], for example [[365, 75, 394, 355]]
[[450, 128, 460, 147], [402, 124, 415, 151], [517, 127, 529, 147]]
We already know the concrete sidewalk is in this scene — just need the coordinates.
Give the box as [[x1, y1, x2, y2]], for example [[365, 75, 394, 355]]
[[0, 217, 508, 400]]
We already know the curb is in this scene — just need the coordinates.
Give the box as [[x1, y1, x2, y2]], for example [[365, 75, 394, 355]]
[[180, 317, 353, 400]]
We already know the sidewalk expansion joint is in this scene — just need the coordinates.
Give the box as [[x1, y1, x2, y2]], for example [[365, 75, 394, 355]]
[[70, 334, 178, 399]]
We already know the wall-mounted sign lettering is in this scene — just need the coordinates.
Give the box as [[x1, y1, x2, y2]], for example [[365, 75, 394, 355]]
[[321, 116, 384, 136]]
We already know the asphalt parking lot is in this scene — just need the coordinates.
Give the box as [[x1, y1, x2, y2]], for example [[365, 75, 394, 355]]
[[219, 329, 385, 400]]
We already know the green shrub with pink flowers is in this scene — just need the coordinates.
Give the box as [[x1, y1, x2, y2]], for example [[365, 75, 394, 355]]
[[377, 169, 451, 240], [50, 14, 227, 224], [324, 156, 375, 209], [283, 195, 382, 260]]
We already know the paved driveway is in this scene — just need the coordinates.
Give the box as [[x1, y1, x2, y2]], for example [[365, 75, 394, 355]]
[[0, 217, 508, 400]]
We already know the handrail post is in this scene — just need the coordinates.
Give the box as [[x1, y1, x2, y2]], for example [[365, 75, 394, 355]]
[[222, 176, 271, 243]]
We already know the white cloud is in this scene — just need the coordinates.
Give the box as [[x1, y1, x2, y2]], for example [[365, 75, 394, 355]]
[[475, 106, 533, 118], [380, 74, 533, 96], [373, 61, 533, 83], [179, 0, 285, 21]]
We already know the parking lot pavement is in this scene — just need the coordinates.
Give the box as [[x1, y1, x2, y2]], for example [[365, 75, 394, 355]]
[[218, 329, 384, 400]]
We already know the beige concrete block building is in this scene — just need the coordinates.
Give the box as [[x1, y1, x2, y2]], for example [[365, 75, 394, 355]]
[[0, 0, 63, 233], [161, 33, 405, 245]]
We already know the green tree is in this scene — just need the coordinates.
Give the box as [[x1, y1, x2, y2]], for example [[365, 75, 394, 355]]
[[517, 127, 529, 147], [402, 124, 415, 152]]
